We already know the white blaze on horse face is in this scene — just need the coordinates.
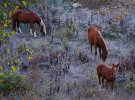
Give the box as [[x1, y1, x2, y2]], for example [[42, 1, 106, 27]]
[[19, 27, 22, 33], [30, 28, 33, 35]]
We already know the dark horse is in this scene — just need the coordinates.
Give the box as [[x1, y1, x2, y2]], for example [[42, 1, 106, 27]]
[[97, 63, 119, 91], [12, 10, 46, 37], [87, 26, 108, 61]]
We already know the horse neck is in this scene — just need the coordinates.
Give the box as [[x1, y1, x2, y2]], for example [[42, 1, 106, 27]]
[[100, 37, 108, 54], [40, 18, 45, 28], [31, 11, 41, 25]]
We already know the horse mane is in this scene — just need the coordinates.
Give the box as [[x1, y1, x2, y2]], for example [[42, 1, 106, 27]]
[[93, 28, 108, 54], [100, 34, 108, 53]]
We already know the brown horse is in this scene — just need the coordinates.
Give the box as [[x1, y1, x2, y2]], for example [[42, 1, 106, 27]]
[[87, 26, 108, 61], [12, 10, 46, 37], [96, 63, 119, 91]]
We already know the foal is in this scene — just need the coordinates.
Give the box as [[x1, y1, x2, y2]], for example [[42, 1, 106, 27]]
[[87, 26, 108, 61], [12, 10, 46, 37], [96, 63, 119, 91]]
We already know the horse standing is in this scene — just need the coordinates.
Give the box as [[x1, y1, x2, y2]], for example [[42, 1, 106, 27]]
[[12, 10, 46, 37], [96, 63, 119, 91], [87, 26, 108, 61]]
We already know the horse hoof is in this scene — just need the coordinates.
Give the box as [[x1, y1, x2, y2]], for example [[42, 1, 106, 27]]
[[15, 32, 18, 34]]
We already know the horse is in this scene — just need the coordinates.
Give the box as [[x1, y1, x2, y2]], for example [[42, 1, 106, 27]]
[[87, 26, 108, 61], [12, 10, 46, 37], [96, 63, 119, 91]]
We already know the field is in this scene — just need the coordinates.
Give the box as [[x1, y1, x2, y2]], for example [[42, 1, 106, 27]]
[[0, 0, 135, 100]]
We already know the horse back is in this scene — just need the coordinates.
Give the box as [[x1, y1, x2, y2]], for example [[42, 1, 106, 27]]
[[88, 26, 101, 45], [12, 10, 41, 23], [97, 64, 111, 77]]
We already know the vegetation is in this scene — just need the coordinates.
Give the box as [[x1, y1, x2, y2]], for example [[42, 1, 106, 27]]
[[0, 0, 40, 98], [0, 66, 30, 96], [0, 0, 135, 99]]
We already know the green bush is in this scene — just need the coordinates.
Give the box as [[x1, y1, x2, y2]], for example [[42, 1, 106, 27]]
[[125, 81, 135, 94], [0, 71, 30, 96]]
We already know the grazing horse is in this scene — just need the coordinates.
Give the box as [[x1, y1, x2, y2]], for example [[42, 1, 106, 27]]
[[12, 10, 46, 37], [87, 26, 108, 61], [97, 63, 119, 91]]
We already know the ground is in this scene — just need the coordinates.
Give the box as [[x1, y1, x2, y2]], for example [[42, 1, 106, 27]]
[[1, 0, 135, 99]]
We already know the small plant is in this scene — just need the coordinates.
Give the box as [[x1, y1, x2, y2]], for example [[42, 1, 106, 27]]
[[0, 71, 30, 96], [29, 54, 48, 68], [119, 55, 135, 71], [103, 33, 117, 40], [88, 71, 98, 80], [80, 85, 97, 98], [125, 81, 135, 95], [78, 51, 88, 63]]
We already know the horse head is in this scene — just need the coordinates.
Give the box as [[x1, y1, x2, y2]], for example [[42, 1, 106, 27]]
[[111, 64, 119, 78], [40, 19, 46, 36], [100, 51, 108, 61]]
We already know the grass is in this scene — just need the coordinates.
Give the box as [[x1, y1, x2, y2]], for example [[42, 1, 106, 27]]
[[103, 33, 118, 40]]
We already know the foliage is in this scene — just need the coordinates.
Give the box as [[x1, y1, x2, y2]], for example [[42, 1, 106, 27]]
[[125, 81, 135, 94], [64, 0, 109, 9], [0, 0, 40, 46], [80, 85, 97, 98], [88, 71, 98, 80], [45, 0, 63, 7], [0, 69, 30, 96], [78, 51, 88, 63]]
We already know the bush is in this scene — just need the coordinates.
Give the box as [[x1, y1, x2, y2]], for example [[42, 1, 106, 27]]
[[125, 81, 135, 95], [0, 71, 30, 96], [80, 85, 97, 98], [77, 50, 88, 63], [119, 51, 135, 72]]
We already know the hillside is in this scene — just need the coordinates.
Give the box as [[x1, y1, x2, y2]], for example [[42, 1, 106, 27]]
[[0, 0, 135, 100]]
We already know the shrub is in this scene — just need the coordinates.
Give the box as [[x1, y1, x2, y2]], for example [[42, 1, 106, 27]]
[[80, 85, 97, 98], [77, 50, 88, 63], [125, 81, 135, 95], [119, 50, 135, 71], [0, 71, 30, 96]]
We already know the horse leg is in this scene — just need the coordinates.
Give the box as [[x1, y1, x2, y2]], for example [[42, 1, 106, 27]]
[[98, 75, 102, 90], [30, 23, 33, 36], [111, 82, 115, 96], [90, 44, 92, 53], [33, 29, 37, 38], [30, 28, 33, 36], [17, 22, 22, 33], [111, 81, 114, 92], [13, 21, 17, 34], [99, 48, 101, 56], [102, 78, 105, 88], [94, 44, 98, 56], [105, 80, 108, 90], [30, 23, 37, 37]]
